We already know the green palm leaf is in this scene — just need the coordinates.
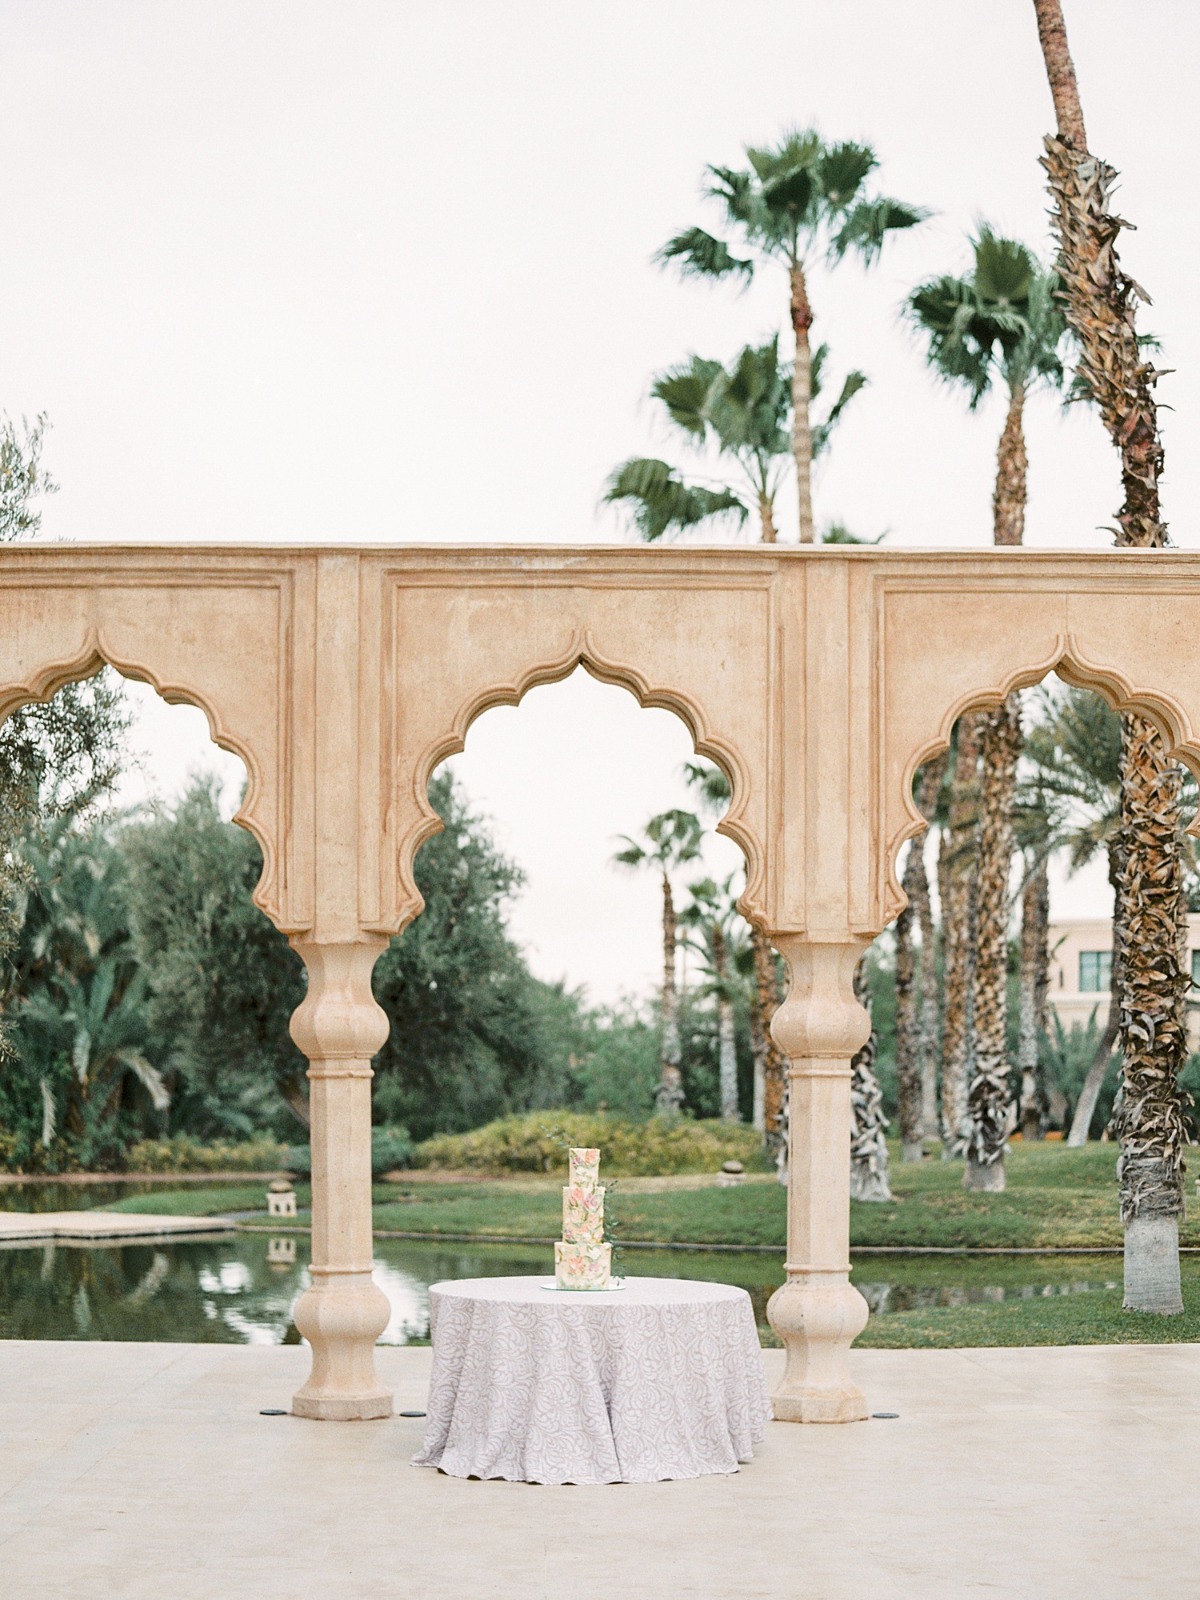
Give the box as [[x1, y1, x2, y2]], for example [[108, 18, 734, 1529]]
[[655, 227, 753, 281], [603, 458, 746, 543]]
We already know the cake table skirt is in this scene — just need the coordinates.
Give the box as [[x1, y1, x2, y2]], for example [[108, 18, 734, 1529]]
[[411, 1275, 770, 1485]]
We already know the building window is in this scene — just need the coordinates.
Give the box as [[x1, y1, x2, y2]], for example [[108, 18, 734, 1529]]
[[1192, 950, 1200, 988], [1079, 951, 1112, 992]]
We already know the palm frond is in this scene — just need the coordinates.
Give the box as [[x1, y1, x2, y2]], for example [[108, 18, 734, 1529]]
[[817, 141, 877, 207], [651, 357, 723, 439], [656, 227, 754, 281], [812, 369, 868, 457], [602, 458, 747, 543], [833, 197, 927, 264], [118, 1052, 170, 1113]]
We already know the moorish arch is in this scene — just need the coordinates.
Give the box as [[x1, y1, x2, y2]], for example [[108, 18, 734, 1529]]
[[5, 541, 1200, 1423]]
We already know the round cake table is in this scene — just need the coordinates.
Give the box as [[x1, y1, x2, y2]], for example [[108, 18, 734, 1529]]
[[411, 1275, 770, 1485]]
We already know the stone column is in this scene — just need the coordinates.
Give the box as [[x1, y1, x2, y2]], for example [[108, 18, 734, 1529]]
[[766, 934, 871, 1422], [289, 935, 393, 1420]]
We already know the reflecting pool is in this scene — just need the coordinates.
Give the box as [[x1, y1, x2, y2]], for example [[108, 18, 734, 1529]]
[[0, 1229, 1178, 1345]]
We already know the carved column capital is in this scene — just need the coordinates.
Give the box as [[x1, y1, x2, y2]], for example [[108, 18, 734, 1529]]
[[288, 937, 390, 1067], [768, 933, 871, 1066]]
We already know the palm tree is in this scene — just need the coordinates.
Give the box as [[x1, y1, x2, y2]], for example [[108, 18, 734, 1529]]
[[1032, 0, 1189, 1315], [658, 129, 924, 541], [681, 759, 785, 1149], [6, 818, 167, 1160], [894, 756, 945, 1161], [612, 809, 703, 1115], [908, 230, 1068, 1188], [939, 714, 981, 1154], [850, 954, 891, 1202], [605, 339, 865, 543], [1011, 782, 1062, 1141], [680, 875, 743, 1122], [1023, 689, 1124, 1146]]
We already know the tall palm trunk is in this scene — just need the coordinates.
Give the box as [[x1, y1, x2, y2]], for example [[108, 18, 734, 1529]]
[[789, 261, 815, 544], [1034, 0, 1166, 547], [993, 384, 1027, 546], [1111, 721, 1189, 1311], [749, 972, 766, 1133], [655, 871, 684, 1116], [754, 927, 786, 1178], [912, 756, 946, 1140], [940, 715, 982, 1152], [711, 922, 739, 1122], [1067, 834, 1123, 1146], [895, 843, 922, 1161], [964, 696, 1022, 1190], [850, 955, 891, 1201], [758, 495, 779, 544], [1033, 0, 1187, 1311], [1017, 856, 1050, 1139], [896, 757, 945, 1162]]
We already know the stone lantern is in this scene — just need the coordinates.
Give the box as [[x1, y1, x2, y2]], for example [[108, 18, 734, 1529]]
[[717, 1160, 745, 1188], [267, 1178, 297, 1218]]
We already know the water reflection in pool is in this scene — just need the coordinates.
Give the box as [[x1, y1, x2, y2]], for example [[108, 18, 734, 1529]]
[[0, 1231, 1158, 1344]]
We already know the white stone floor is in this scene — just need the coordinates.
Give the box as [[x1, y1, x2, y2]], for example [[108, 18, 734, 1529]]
[[1, 1339, 1197, 1599]]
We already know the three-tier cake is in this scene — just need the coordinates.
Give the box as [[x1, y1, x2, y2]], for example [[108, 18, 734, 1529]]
[[554, 1146, 612, 1290]]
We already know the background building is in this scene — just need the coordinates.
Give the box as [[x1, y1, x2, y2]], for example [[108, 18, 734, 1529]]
[[1047, 916, 1200, 1049]]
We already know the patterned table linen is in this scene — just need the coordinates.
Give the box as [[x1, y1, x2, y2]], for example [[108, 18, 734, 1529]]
[[411, 1275, 770, 1485]]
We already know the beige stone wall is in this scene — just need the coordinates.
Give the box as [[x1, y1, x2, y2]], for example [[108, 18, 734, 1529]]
[[6, 542, 1200, 1422]]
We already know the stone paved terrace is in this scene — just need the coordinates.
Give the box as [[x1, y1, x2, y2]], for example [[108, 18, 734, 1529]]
[[0, 1341, 1195, 1598]]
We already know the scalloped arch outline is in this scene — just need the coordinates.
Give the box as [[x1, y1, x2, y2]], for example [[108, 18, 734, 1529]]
[[0, 629, 282, 930], [882, 631, 1200, 924], [391, 627, 765, 935]]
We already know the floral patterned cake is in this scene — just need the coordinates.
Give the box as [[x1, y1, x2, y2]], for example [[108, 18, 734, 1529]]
[[554, 1146, 612, 1289]]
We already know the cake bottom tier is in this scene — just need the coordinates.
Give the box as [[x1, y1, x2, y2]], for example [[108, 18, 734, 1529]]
[[554, 1240, 612, 1291]]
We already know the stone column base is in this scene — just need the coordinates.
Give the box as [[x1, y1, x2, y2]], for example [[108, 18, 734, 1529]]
[[291, 1271, 393, 1421], [767, 1274, 869, 1424]]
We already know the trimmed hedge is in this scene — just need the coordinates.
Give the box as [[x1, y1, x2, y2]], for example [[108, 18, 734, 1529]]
[[285, 1125, 414, 1179], [123, 1136, 288, 1174], [414, 1111, 770, 1177]]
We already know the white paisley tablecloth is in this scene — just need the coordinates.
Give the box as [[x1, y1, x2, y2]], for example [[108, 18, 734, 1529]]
[[411, 1275, 770, 1485]]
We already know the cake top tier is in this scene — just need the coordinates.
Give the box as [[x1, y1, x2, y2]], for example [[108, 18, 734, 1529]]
[[568, 1147, 600, 1187]]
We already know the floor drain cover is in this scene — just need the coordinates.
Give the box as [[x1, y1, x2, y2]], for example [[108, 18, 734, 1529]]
[[398, 1410, 427, 1418], [871, 1412, 899, 1420], [259, 1408, 288, 1417]]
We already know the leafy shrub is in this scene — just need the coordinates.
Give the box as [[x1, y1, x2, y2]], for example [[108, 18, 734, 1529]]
[[123, 1135, 288, 1174], [414, 1110, 769, 1177], [284, 1124, 413, 1179]]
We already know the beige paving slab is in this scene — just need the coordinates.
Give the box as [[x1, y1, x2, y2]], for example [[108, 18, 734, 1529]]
[[0, 1211, 235, 1243], [1, 1340, 1198, 1598]]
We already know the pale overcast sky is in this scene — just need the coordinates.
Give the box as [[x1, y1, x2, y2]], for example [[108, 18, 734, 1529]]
[[5, 2, 1196, 998]]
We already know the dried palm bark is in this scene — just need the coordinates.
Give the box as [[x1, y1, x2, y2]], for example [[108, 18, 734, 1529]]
[[655, 872, 684, 1116], [993, 384, 1028, 547], [940, 715, 982, 1152], [849, 955, 891, 1202], [964, 696, 1022, 1190], [1017, 856, 1050, 1139], [755, 927, 787, 1171], [894, 846, 921, 1161], [916, 760, 946, 1139], [896, 757, 945, 1160], [1033, 0, 1188, 1310], [1109, 718, 1190, 1309]]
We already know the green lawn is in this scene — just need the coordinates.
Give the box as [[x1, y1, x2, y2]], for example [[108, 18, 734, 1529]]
[[853, 1256, 1200, 1347], [104, 1140, 1200, 1250]]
